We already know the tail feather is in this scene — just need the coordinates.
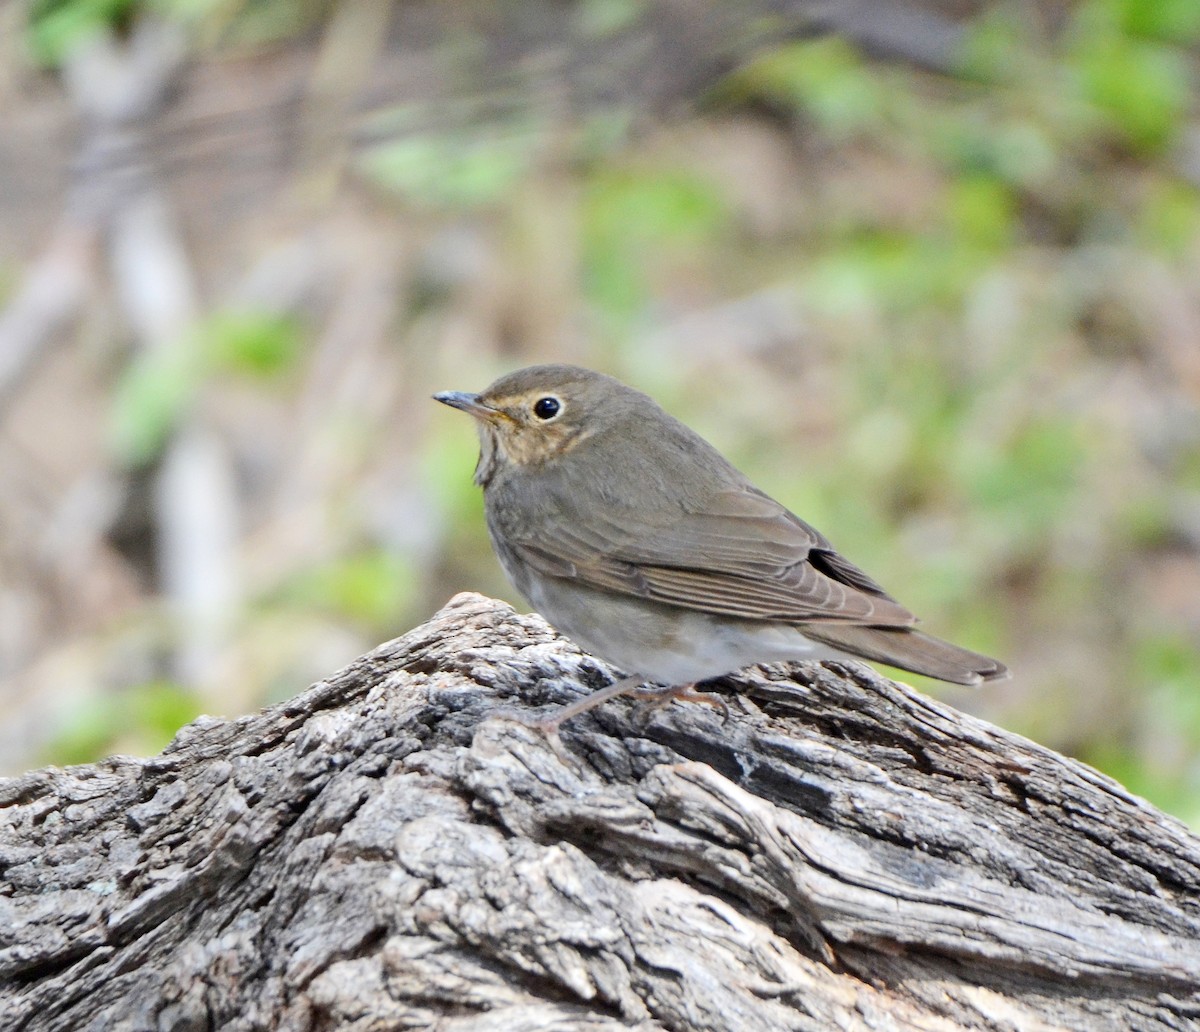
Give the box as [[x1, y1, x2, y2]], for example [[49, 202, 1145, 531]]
[[802, 625, 1008, 686]]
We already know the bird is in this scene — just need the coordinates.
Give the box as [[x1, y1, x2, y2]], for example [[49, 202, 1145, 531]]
[[434, 364, 1007, 724]]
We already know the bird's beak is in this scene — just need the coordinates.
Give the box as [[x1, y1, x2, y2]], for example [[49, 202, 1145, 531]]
[[433, 390, 495, 420]]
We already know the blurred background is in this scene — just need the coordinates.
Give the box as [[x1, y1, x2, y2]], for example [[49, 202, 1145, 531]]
[[1, 0, 1198, 824]]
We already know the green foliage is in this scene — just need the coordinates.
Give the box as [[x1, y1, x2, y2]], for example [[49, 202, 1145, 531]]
[[1180, 445, 1200, 491], [1113, 0, 1200, 43], [946, 176, 1017, 252], [1138, 181, 1200, 257], [583, 167, 728, 319], [27, 0, 137, 65], [577, 0, 643, 38], [1070, 29, 1191, 154], [362, 128, 534, 210], [205, 0, 329, 47], [28, 0, 351, 67], [727, 37, 889, 137], [957, 417, 1090, 544], [43, 680, 202, 767], [422, 415, 486, 521], [110, 341, 205, 467], [110, 308, 304, 466], [1081, 632, 1200, 823], [283, 550, 417, 630], [205, 310, 304, 379], [961, 12, 1037, 84], [1135, 633, 1200, 734], [574, 110, 636, 162], [804, 232, 990, 318]]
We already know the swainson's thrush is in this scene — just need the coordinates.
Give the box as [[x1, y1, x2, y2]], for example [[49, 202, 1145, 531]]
[[435, 365, 1006, 722]]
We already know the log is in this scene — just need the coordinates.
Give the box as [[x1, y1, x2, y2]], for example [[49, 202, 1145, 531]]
[[2, 592, 1198, 1031]]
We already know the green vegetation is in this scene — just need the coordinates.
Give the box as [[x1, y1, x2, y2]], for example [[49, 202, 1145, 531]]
[[43, 679, 202, 766], [111, 309, 305, 466], [363, 124, 537, 211]]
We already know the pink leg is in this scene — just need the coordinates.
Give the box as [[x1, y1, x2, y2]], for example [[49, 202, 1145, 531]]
[[629, 683, 729, 723], [531, 674, 648, 731]]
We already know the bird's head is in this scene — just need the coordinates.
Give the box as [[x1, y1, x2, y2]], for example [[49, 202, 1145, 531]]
[[435, 364, 632, 485]]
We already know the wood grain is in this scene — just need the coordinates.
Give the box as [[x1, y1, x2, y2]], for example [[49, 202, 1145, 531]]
[[2, 592, 1197, 1031]]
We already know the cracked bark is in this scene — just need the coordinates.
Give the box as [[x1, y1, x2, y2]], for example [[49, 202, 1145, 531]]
[[2, 592, 1198, 1031]]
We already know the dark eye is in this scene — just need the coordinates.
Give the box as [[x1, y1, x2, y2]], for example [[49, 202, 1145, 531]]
[[533, 396, 561, 420]]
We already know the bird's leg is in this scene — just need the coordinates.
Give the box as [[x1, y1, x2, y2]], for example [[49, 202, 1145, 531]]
[[630, 682, 730, 724], [530, 673, 649, 732], [521, 676, 729, 735]]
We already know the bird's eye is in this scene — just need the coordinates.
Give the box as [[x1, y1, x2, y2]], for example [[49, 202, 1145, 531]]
[[533, 396, 561, 420]]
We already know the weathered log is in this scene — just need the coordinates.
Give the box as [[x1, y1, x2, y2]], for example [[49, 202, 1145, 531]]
[[2, 592, 1198, 1031]]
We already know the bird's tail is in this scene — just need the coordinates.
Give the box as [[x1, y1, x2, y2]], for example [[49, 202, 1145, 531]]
[[802, 625, 1008, 686]]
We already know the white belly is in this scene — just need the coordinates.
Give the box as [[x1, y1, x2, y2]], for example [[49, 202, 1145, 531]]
[[522, 576, 852, 684]]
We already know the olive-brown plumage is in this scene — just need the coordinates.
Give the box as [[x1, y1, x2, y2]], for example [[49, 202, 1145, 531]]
[[435, 365, 1006, 704]]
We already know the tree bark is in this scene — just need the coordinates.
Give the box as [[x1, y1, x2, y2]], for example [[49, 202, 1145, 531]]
[[2, 592, 1198, 1031]]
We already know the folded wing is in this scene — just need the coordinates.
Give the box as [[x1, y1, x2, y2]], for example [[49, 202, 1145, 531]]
[[510, 485, 917, 627]]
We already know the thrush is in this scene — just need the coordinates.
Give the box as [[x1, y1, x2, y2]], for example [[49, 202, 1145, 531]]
[[435, 364, 1006, 724]]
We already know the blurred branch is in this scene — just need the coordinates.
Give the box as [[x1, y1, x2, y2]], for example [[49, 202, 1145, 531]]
[[808, 0, 967, 73], [298, 0, 395, 200], [0, 18, 189, 410], [0, 0, 979, 244], [6, 16, 241, 687], [0, 220, 95, 408]]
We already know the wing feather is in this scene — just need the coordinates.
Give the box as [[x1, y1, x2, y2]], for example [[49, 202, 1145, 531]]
[[508, 485, 916, 627]]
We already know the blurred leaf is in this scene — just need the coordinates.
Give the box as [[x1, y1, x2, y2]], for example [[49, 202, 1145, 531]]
[[202, 310, 304, 379], [1087, 631, 1200, 825], [110, 342, 205, 466], [1180, 448, 1200, 491], [1118, 493, 1175, 549], [1103, 0, 1200, 44], [422, 414, 487, 519], [363, 130, 533, 210], [27, 0, 136, 65], [1070, 31, 1190, 154], [946, 175, 1016, 252], [195, 0, 328, 46], [957, 417, 1088, 543], [45, 698, 122, 766], [729, 37, 888, 137], [156, 0, 226, 17], [1138, 180, 1200, 258], [930, 109, 1063, 189], [131, 679, 205, 739], [286, 550, 417, 629], [1081, 741, 1195, 823], [960, 12, 1033, 83], [583, 167, 727, 317], [574, 109, 636, 162], [806, 232, 989, 316], [577, 0, 643, 38], [1136, 633, 1200, 709], [43, 681, 201, 766], [109, 307, 298, 465], [846, 407, 915, 481], [587, 168, 726, 245]]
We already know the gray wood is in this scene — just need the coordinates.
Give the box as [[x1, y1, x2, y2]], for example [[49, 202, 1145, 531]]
[[2, 592, 1198, 1031]]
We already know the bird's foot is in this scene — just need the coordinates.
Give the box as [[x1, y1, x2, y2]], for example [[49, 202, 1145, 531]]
[[630, 683, 730, 725]]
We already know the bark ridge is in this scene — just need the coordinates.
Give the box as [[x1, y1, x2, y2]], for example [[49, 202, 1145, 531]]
[[1, 593, 1198, 1031]]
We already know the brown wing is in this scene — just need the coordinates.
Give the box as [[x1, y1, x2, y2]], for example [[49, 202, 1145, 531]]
[[508, 486, 917, 627]]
